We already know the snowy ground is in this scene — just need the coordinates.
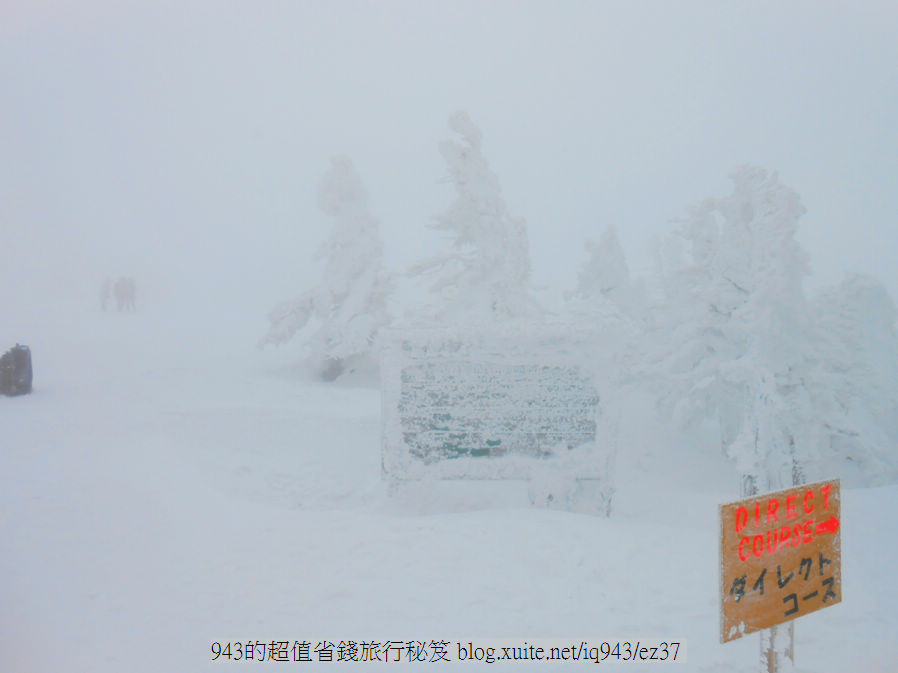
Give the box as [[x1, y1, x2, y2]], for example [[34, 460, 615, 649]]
[[2, 303, 896, 673]]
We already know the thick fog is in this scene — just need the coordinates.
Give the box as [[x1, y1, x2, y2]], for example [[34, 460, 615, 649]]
[[2, 1, 897, 340], [5, 5, 898, 671]]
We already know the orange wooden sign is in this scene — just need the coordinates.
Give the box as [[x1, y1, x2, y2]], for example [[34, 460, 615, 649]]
[[720, 479, 841, 643]]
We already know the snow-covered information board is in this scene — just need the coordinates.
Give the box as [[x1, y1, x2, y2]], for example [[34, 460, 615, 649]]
[[381, 327, 616, 511], [397, 360, 597, 462]]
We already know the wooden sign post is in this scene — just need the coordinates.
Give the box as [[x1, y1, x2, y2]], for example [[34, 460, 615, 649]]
[[720, 479, 841, 654]]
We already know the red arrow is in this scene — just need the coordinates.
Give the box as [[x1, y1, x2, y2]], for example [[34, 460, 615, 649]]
[[816, 516, 840, 534]]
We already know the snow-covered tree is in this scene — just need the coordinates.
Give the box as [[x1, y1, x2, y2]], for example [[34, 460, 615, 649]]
[[260, 156, 391, 380], [649, 166, 819, 491], [650, 166, 898, 496], [811, 274, 898, 484], [410, 111, 537, 323], [568, 223, 648, 323], [564, 224, 646, 383], [572, 225, 631, 303]]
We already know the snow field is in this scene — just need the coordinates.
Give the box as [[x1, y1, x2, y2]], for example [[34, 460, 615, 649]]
[[1, 307, 896, 672]]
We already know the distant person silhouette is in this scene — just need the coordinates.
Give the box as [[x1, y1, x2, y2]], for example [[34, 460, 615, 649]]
[[114, 277, 136, 311]]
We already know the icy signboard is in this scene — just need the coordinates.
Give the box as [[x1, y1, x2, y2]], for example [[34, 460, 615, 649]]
[[397, 360, 597, 462], [720, 479, 841, 643], [380, 327, 613, 485]]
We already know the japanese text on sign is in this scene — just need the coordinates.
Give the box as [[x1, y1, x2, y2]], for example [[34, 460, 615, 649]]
[[719, 479, 841, 642]]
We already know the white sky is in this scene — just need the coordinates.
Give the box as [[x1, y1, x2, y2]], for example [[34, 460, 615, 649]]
[[2, 0, 897, 320]]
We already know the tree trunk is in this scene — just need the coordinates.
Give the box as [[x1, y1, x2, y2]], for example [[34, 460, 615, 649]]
[[742, 460, 797, 671], [742, 406, 803, 673]]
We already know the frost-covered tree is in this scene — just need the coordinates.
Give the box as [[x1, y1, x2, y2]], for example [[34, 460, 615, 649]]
[[573, 225, 631, 303], [649, 166, 820, 491], [260, 156, 391, 380], [410, 111, 537, 323], [650, 167, 898, 495], [811, 274, 898, 484], [565, 224, 645, 381], [568, 224, 648, 323]]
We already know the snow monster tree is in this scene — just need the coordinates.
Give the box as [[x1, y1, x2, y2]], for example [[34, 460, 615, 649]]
[[260, 156, 391, 380], [410, 111, 538, 323]]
